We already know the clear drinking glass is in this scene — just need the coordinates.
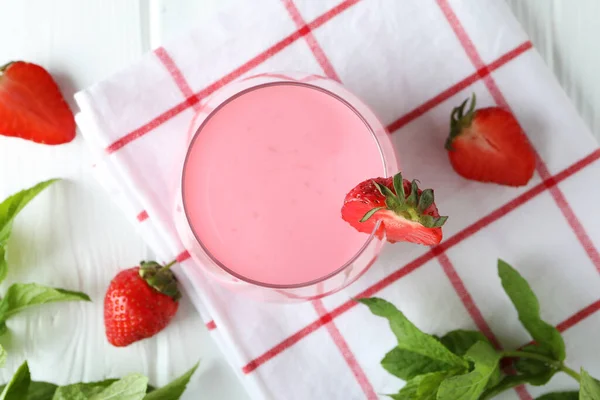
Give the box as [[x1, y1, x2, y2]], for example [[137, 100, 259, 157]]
[[174, 72, 398, 302]]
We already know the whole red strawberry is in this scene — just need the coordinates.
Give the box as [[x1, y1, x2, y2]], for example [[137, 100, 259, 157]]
[[341, 172, 447, 245], [104, 261, 180, 347], [0, 61, 75, 145], [445, 94, 535, 186]]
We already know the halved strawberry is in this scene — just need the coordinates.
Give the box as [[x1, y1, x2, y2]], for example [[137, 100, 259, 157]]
[[445, 94, 535, 186], [0, 61, 75, 145], [341, 172, 447, 245]]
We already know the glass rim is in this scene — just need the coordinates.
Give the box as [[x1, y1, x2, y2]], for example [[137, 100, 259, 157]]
[[181, 79, 391, 289]]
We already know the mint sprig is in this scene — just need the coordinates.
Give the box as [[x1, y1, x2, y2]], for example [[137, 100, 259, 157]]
[[0, 361, 198, 400], [0, 180, 91, 345], [361, 259, 600, 399], [0, 180, 58, 285], [498, 259, 565, 361]]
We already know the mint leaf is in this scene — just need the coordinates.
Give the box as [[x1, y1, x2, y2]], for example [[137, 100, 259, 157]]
[[0, 283, 90, 331], [0, 381, 57, 400], [498, 260, 565, 361], [437, 341, 501, 400], [481, 375, 530, 399], [580, 369, 600, 400], [25, 382, 58, 399], [440, 330, 491, 356], [390, 370, 453, 400], [536, 392, 578, 399], [359, 298, 467, 369], [88, 374, 148, 400], [52, 380, 118, 399], [381, 347, 452, 380], [0, 180, 58, 246], [0, 344, 6, 367], [0, 361, 31, 400], [0, 246, 7, 285], [143, 362, 199, 400], [514, 345, 556, 385]]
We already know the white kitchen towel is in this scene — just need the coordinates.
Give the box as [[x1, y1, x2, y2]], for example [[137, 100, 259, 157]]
[[74, 0, 600, 399]]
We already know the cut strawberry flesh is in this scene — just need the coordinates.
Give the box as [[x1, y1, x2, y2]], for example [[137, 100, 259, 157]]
[[341, 173, 446, 246], [0, 61, 75, 145]]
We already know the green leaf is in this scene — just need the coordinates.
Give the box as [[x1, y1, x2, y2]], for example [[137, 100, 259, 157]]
[[381, 347, 452, 380], [26, 382, 58, 400], [393, 173, 405, 200], [360, 207, 384, 223], [0, 247, 7, 285], [432, 216, 448, 228], [0, 362, 31, 400], [437, 341, 501, 400], [0, 180, 58, 246], [389, 371, 453, 400], [417, 189, 434, 213], [514, 345, 556, 385], [406, 181, 419, 207], [52, 380, 117, 399], [144, 362, 199, 400], [0, 283, 91, 326], [88, 374, 148, 400], [498, 260, 565, 361], [0, 344, 6, 367], [440, 330, 490, 356], [580, 369, 600, 400], [358, 298, 467, 369], [535, 392, 579, 400], [486, 366, 502, 391], [373, 180, 396, 199], [481, 375, 531, 399]]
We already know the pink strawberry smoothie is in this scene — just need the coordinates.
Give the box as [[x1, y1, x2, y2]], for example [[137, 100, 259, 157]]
[[182, 82, 385, 286]]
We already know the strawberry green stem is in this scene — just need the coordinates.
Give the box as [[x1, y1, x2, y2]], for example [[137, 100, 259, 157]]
[[161, 259, 177, 272]]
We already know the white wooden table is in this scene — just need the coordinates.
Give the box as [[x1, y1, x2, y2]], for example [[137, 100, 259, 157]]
[[0, 1, 598, 399]]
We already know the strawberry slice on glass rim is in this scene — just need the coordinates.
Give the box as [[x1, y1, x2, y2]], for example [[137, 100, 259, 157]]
[[341, 172, 448, 245]]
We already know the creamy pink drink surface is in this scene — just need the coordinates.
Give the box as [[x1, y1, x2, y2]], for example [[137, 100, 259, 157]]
[[183, 83, 384, 286]]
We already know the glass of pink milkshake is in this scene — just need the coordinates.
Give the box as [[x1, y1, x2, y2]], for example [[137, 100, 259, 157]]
[[175, 72, 397, 302]]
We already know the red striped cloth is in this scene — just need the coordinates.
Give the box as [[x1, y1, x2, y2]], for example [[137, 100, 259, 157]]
[[75, 1, 600, 398]]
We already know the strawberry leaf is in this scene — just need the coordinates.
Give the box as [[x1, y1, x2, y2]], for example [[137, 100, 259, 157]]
[[373, 181, 397, 201], [393, 173, 405, 199], [432, 216, 448, 228], [437, 341, 501, 400], [143, 362, 199, 400], [498, 260, 565, 361], [0, 283, 90, 331], [580, 369, 600, 400], [417, 189, 434, 213], [0, 361, 30, 400], [405, 181, 418, 207], [360, 207, 384, 223], [358, 298, 467, 369]]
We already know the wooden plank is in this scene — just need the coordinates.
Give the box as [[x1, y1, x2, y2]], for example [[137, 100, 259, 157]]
[[506, 0, 600, 139], [0, 1, 246, 399]]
